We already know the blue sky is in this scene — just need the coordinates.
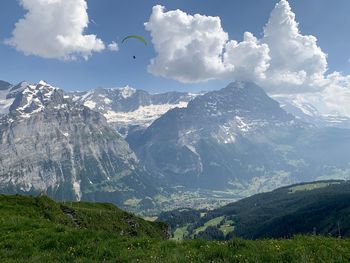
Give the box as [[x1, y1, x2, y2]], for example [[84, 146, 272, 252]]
[[1, 0, 350, 93]]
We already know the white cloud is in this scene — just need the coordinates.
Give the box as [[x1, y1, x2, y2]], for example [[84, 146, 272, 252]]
[[259, 0, 350, 115], [293, 73, 350, 116], [223, 32, 270, 82], [144, 5, 229, 83], [108, 41, 119, 52], [145, 1, 328, 92], [260, 0, 328, 93], [6, 0, 105, 60], [145, 1, 350, 117]]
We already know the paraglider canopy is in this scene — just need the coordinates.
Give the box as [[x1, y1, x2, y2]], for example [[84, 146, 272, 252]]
[[122, 35, 147, 46]]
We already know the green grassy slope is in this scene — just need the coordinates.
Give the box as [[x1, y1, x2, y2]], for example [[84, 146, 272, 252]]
[[1, 194, 350, 262], [0, 194, 168, 239]]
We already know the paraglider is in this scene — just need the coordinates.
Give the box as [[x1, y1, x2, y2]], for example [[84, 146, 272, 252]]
[[122, 35, 147, 59], [122, 35, 147, 46]]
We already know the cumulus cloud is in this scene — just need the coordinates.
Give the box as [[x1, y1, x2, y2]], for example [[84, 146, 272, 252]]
[[259, 0, 350, 115], [145, 0, 350, 116], [145, 5, 229, 83], [145, 1, 350, 116], [260, 0, 328, 93], [108, 41, 119, 52], [223, 32, 270, 82], [6, 0, 105, 60], [144, 1, 328, 92], [144, 5, 270, 83], [290, 73, 350, 117], [321, 74, 350, 116]]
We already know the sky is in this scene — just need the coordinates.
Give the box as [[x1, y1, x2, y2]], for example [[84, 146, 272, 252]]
[[1, 0, 350, 116]]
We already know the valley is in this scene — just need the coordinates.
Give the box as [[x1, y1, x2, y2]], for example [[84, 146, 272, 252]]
[[159, 180, 350, 240], [1, 80, 350, 214]]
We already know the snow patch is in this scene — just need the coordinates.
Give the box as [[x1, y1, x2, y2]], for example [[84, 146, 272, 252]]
[[186, 144, 199, 156], [103, 98, 112, 104], [104, 101, 188, 127], [118, 86, 136, 99], [84, 100, 96, 109], [38, 80, 48, 86], [291, 98, 318, 116], [81, 91, 93, 101], [235, 116, 250, 132], [15, 82, 58, 118]]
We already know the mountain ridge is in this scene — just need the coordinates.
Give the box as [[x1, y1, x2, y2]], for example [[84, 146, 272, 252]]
[[1, 79, 350, 214], [68, 85, 198, 136], [127, 81, 350, 212], [0, 80, 158, 211]]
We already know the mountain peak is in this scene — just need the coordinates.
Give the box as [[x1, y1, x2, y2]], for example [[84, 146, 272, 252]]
[[184, 81, 292, 123], [24, 81, 58, 96], [9, 82, 63, 118], [117, 85, 136, 99], [223, 81, 266, 94], [226, 81, 256, 89], [38, 80, 49, 86]]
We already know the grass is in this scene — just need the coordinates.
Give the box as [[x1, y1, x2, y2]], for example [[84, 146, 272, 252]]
[[2, 231, 350, 262], [172, 225, 189, 241], [193, 216, 225, 236], [288, 182, 340, 193], [1, 194, 350, 262], [219, 219, 235, 236], [0, 194, 167, 240]]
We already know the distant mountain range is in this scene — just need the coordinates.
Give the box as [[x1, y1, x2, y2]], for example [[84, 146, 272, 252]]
[[274, 95, 350, 129], [68, 87, 197, 136], [1, 79, 350, 214]]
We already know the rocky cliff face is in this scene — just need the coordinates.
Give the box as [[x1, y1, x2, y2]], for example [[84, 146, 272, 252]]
[[0, 81, 155, 209]]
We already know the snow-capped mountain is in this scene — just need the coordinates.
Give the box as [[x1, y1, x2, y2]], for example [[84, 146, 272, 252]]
[[129, 82, 350, 209], [68, 87, 198, 135], [130, 82, 299, 187], [0, 80, 157, 209], [2, 79, 350, 213], [274, 95, 350, 129], [9, 80, 61, 118]]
